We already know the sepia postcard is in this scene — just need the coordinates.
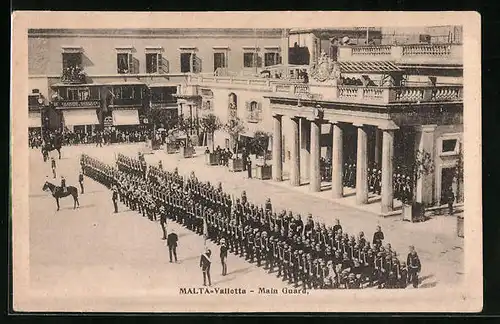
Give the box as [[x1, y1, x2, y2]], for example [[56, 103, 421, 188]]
[[11, 11, 482, 313]]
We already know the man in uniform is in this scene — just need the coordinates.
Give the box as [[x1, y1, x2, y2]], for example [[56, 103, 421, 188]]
[[78, 171, 84, 194], [407, 245, 421, 288], [167, 229, 179, 263], [159, 205, 167, 240], [112, 185, 118, 213], [220, 238, 228, 276], [372, 225, 384, 248]]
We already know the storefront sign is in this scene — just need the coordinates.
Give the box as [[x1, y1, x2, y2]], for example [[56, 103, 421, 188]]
[[151, 102, 177, 109], [56, 100, 101, 108]]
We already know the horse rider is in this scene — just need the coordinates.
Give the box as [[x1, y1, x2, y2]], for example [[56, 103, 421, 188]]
[[61, 176, 67, 193]]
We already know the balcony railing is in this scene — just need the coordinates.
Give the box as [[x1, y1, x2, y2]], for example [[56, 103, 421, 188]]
[[402, 44, 452, 56], [336, 85, 463, 104], [351, 45, 392, 56], [338, 43, 462, 65], [191, 74, 462, 105]]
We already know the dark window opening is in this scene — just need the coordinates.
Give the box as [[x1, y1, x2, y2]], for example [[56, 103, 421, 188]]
[[146, 53, 161, 73], [442, 139, 457, 153], [180, 53, 192, 73], [264, 52, 280, 66], [214, 52, 227, 71], [62, 53, 82, 70], [243, 53, 259, 68], [117, 53, 132, 74]]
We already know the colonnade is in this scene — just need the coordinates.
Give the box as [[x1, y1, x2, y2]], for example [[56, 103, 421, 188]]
[[272, 113, 396, 213]]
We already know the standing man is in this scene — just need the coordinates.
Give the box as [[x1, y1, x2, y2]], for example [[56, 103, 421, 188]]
[[51, 157, 57, 179], [200, 247, 212, 286], [446, 186, 455, 215], [112, 185, 119, 213], [372, 225, 384, 248], [220, 238, 228, 276], [246, 156, 252, 179], [78, 171, 84, 194], [407, 245, 421, 288], [159, 205, 167, 240], [167, 229, 179, 263]]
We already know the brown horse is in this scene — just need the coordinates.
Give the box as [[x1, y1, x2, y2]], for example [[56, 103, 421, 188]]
[[42, 181, 79, 211]]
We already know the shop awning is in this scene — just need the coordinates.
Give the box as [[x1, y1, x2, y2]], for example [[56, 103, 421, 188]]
[[112, 109, 140, 126], [338, 61, 402, 73], [29, 112, 41, 128], [63, 109, 99, 126]]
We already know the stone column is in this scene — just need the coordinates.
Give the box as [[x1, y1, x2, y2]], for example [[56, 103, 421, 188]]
[[331, 122, 343, 198], [300, 118, 311, 182], [355, 124, 369, 204], [289, 117, 300, 186], [309, 119, 321, 192], [272, 114, 283, 182], [415, 125, 437, 205], [178, 102, 183, 127], [326, 124, 333, 162], [381, 129, 395, 213]]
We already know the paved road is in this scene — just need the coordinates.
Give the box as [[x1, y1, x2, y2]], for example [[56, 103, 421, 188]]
[[29, 144, 463, 299]]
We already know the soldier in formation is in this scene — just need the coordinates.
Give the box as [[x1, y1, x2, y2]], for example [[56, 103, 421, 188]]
[[81, 153, 421, 290]]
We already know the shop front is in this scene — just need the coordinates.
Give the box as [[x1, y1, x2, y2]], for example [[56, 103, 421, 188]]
[[29, 111, 42, 129], [62, 108, 99, 132]]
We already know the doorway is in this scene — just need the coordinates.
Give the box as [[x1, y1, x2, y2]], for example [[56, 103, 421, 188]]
[[441, 167, 457, 204]]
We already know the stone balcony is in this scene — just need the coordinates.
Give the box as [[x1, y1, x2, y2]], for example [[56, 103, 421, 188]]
[[338, 43, 462, 66], [190, 74, 463, 106]]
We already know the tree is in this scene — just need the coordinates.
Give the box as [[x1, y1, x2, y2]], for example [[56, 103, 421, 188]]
[[454, 142, 464, 203], [408, 149, 435, 204], [200, 113, 222, 151], [224, 116, 247, 159], [251, 131, 271, 165]]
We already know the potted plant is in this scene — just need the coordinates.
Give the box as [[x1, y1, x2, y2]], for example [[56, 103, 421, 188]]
[[454, 142, 464, 203], [252, 131, 272, 180], [402, 150, 435, 222], [200, 113, 222, 165], [224, 116, 246, 172]]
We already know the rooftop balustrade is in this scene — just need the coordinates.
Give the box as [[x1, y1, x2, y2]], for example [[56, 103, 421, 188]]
[[190, 73, 463, 105], [338, 43, 462, 66]]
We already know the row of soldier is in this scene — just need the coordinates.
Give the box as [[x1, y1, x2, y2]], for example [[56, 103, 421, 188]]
[[315, 159, 414, 203], [81, 153, 422, 289]]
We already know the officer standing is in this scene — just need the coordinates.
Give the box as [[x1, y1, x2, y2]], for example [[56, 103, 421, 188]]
[[51, 157, 57, 179], [200, 247, 212, 286], [112, 185, 119, 213], [220, 238, 228, 276], [159, 205, 167, 240], [246, 156, 252, 179], [167, 229, 179, 263], [407, 245, 421, 288], [78, 171, 84, 194], [372, 225, 384, 248]]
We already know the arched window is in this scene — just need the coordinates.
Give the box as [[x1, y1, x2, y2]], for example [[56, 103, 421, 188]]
[[228, 93, 237, 119], [246, 100, 262, 123]]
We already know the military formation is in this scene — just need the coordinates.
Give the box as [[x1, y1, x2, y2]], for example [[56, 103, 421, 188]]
[[317, 159, 414, 203], [80, 152, 422, 290]]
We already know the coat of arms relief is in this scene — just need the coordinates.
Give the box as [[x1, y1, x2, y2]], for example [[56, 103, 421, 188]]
[[308, 50, 342, 84]]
